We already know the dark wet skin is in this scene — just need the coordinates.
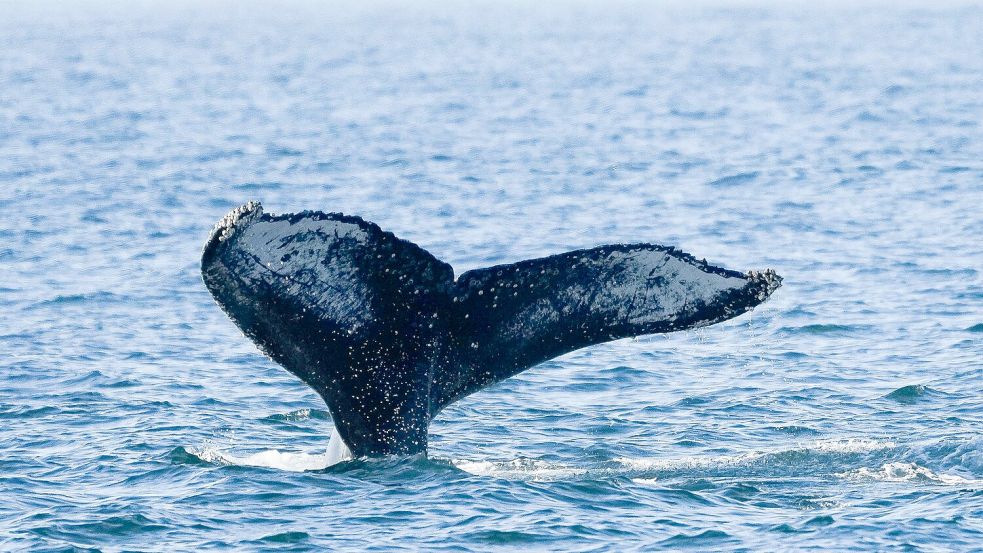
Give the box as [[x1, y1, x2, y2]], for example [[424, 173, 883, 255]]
[[202, 202, 781, 457]]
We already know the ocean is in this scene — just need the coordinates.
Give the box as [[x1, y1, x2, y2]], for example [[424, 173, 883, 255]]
[[1, 1, 981, 550]]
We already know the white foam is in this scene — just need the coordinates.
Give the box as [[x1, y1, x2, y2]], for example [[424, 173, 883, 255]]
[[453, 458, 587, 480], [617, 451, 764, 471], [188, 425, 353, 472], [203, 448, 335, 471], [632, 477, 660, 486], [809, 438, 897, 453], [454, 438, 904, 482], [838, 462, 983, 487], [619, 439, 897, 472]]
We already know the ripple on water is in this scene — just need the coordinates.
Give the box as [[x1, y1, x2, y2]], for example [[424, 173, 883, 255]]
[[31, 514, 167, 541], [465, 530, 551, 545], [0, 405, 60, 419], [707, 171, 760, 187], [1, 2, 982, 551], [254, 531, 311, 544], [659, 530, 734, 548], [778, 323, 873, 335]]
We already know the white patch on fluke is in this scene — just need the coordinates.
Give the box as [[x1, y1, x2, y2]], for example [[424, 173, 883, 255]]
[[325, 424, 354, 465]]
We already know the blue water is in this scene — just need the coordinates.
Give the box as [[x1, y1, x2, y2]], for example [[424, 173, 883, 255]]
[[2, 1, 982, 550]]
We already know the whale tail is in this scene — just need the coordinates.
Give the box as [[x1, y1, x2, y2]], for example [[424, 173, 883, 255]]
[[202, 202, 781, 457], [433, 246, 781, 411]]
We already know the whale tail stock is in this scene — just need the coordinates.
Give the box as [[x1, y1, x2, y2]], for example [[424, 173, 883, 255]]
[[201, 202, 781, 457]]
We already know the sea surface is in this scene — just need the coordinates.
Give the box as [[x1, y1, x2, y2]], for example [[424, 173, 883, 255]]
[[1, 1, 982, 551]]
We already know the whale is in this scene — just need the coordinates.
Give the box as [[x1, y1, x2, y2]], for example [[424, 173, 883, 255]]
[[201, 201, 782, 458]]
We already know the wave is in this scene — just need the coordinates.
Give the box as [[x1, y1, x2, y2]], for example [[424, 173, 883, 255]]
[[778, 323, 872, 335], [30, 290, 124, 308], [707, 171, 759, 187], [262, 408, 332, 422], [884, 384, 944, 403]]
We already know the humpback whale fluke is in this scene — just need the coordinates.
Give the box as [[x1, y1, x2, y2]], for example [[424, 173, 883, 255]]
[[201, 201, 782, 458]]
